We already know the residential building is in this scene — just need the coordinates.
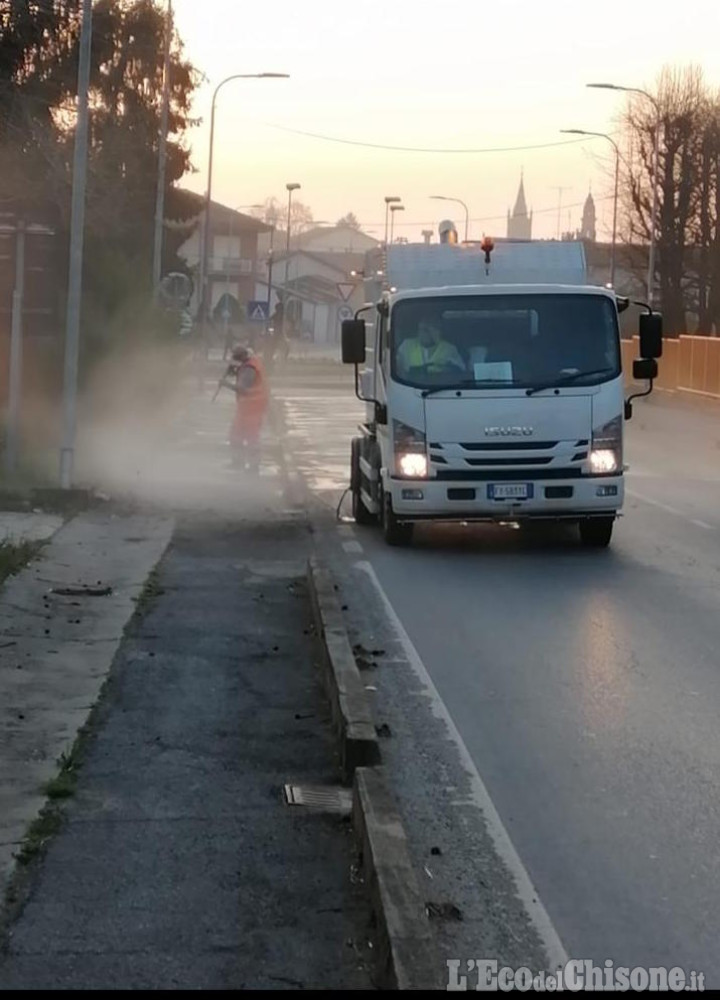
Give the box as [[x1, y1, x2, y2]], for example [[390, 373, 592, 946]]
[[176, 196, 272, 320]]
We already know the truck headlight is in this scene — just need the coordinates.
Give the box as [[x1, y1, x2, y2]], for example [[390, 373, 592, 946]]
[[589, 415, 622, 476], [397, 452, 429, 478], [589, 448, 619, 474], [393, 420, 428, 478]]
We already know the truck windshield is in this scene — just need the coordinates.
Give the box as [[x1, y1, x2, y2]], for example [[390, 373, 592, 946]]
[[390, 293, 621, 390]]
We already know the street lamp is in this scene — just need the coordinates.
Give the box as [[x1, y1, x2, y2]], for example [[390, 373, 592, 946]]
[[384, 196, 401, 246], [430, 195, 469, 242], [587, 82, 661, 305], [199, 72, 288, 334], [389, 204, 405, 244], [561, 129, 620, 287], [282, 183, 301, 335]]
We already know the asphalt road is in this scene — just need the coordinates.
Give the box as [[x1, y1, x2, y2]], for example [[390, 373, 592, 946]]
[[278, 377, 720, 984]]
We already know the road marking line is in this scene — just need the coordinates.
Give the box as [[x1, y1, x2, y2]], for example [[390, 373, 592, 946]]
[[627, 489, 715, 529], [354, 559, 569, 972], [625, 488, 683, 517], [342, 540, 363, 554]]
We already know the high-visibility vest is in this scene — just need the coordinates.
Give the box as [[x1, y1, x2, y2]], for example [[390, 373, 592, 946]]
[[236, 355, 269, 407], [403, 338, 459, 371]]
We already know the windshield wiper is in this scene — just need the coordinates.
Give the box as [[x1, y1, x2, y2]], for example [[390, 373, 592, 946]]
[[421, 379, 520, 398], [525, 369, 615, 396]]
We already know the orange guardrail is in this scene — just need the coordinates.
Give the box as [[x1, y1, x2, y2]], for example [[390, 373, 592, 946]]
[[622, 335, 720, 398]]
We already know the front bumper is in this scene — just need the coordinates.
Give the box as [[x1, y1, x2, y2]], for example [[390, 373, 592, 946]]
[[388, 475, 623, 521]]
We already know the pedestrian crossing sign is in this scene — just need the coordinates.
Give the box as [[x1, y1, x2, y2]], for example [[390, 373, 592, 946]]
[[248, 300, 269, 322]]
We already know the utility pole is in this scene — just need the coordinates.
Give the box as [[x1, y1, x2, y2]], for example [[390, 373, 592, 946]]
[[5, 220, 25, 476], [59, 0, 92, 490], [152, 0, 172, 297]]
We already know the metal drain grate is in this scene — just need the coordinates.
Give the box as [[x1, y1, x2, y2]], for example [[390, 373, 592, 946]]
[[283, 784, 353, 814]]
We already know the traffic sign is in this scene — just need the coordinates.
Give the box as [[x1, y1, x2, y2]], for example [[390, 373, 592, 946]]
[[159, 272, 193, 308], [247, 300, 269, 322], [338, 305, 353, 322], [337, 282, 355, 302]]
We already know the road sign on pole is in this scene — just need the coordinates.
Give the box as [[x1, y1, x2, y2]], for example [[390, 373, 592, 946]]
[[338, 304, 353, 323], [248, 300, 269, 322], [336, 282, 355, 301]]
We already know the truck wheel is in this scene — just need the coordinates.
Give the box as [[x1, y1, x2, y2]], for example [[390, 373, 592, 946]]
[[579, 517, 614, 548], [351, 439, 376, 526], [382, 492, 414, 547]]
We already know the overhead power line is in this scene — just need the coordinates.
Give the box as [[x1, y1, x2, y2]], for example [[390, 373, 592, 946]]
[[363, 193, 615, 228], [260, 122, 592, 155]]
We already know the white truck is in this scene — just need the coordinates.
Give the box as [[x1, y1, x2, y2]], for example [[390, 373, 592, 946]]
[[341, 237, 662, 548]]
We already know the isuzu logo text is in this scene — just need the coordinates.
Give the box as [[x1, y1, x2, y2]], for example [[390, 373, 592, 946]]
[[484, 426, 534, 437]]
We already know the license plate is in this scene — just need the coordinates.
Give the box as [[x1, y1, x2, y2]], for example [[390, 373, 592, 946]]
[[487, 483, 533, 500]]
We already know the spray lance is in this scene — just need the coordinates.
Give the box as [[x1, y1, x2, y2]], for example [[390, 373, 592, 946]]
[[212, 360, 239, 402]]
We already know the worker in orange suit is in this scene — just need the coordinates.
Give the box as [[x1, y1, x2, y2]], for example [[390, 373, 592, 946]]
[[219, 345, 270, 472]]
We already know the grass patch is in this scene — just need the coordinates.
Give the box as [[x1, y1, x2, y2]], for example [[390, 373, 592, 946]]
[[43, 770, 77, 801], [16, 739, 84, 868], [133, 565, 165, 615], [0, 538, 43, 585], [15, 807, 63, 867]]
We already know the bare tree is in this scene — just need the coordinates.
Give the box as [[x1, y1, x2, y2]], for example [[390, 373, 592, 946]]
[[620, 66, 719, 335], [251, 196, 314, 235]]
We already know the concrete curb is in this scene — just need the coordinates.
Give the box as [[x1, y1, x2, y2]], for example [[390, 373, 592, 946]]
[[307, 557, 380, 781], [353, 767, 443, 990]]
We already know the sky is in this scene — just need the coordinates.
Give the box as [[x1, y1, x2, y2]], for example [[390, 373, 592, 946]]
[[171, 0, 720, 243]]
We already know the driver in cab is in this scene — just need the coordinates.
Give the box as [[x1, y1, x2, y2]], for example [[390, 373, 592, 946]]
[[396, 320, 465, 378]]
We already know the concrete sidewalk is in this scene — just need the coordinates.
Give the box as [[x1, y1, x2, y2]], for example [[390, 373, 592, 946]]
[[0, 511, 174, 896], [0, 513, 63, 546], [0, 514, 372, 990]]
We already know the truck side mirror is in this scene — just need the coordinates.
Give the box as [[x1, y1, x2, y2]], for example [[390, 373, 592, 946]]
[[341, 319, 366, 365], [633, 358, 658, 381], [639, 312, 663, 359]]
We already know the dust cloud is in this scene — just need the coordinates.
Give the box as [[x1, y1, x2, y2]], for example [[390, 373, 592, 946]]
[[74, 337, 286, 517]]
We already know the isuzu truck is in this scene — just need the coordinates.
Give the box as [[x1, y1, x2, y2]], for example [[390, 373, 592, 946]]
[[341, 238, 661, 548]]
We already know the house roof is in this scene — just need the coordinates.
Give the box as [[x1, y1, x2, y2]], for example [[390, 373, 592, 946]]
[[271, 248, 360, 276], [298, 223, 378, 243], [285, 273, 343, 303], [177, 190, 272, 233]]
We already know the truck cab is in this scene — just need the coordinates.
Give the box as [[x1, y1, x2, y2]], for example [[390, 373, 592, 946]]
[[343, 275, 661, 548]]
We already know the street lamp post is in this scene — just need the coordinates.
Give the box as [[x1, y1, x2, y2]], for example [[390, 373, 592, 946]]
[[390, 204, 405, 244], [561, 129, 620, 287], [430, 195, 469, 242], [384, 196, 401, 246], [199, 72, 288, 337], [282, 182, 301, 334], [152, 0, 172, 298], [587, 82, 661, 305], [60, 0, 92, 490]]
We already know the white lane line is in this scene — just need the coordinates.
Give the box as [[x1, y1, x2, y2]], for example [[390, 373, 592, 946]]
[[343, 540, 363, 554], [627, 489, 715, 529], [625, 488, 684, 518], [355, 560, 569, 973]]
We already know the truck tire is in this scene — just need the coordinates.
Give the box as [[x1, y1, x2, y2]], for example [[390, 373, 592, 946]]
[[579, 516, 614, 548], [382, 491, 414, 547], [351, 438, 376, 526]]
